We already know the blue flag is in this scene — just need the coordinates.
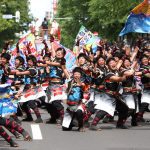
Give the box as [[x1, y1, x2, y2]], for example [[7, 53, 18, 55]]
[[119, 0, 150, 36]]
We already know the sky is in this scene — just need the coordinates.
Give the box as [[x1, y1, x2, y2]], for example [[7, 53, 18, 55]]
[[29, 0, 53, 26]]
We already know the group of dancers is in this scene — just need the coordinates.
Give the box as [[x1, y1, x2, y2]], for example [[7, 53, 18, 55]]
[[0, 37, 149, 147]]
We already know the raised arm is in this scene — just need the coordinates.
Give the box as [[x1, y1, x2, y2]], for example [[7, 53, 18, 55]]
[[45, 60, 61, 67], [130, 46, 139, 62], [61, 65, 70, 79], [49, 36, 55, 58], [116, 60, 123, 70], [16, 70, 30, 76]]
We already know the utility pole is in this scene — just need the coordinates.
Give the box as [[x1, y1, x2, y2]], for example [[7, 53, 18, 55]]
[[15, 11, 20, 22]]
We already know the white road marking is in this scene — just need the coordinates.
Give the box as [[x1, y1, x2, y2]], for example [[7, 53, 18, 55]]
[[31, 124, 43, 140]]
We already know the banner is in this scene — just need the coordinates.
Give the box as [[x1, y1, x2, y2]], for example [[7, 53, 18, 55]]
[[84, 36, 100, 53], [10, 32, 37, 67], [11, 32, 36, 56], [19, 86, 46, 103], [75, 26, 100, 54], [0, 84, 17, 117], [64, 48, 76, 72], [119, 0, 150, 36], [75, 26, 93, 47]]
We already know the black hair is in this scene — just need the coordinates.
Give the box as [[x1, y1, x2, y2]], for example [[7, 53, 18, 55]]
[[113, 52, 123, 59], [94, 55, 105, 64], [123, 57, 131, 62], [78, 53, 86, 59], [27, 55, 37, 66], [140, 54, 149, 61], [15, 56, 25, 65], [77, 53, 91, 62], [122, 57, 131, 68], [43, 54, 50, 59], [144, 49, 150, 53], [106, 57, 115, 65], [73, 67, 83, 74], [56, 47, 66, 56], [1, 53, 11, 61]]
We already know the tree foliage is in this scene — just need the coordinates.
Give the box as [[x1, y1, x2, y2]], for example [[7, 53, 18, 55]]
[[0, 0, 32, 48], [57, 0, 90, 48], [57, 0, 143, 48], [88, 0, 142, 40]]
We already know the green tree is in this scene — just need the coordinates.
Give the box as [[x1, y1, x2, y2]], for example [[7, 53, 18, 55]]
[[0, 0, 32, 48], [88, 0, 142, 40], [57, 0, 143, 48], [57, 0, 90, 49]]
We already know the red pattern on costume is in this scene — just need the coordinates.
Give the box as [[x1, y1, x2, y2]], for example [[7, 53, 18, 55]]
[[53, 87, 63, 96], [24, 90, 35, 98]]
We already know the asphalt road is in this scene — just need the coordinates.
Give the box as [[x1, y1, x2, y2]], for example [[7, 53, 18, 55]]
[[1, 109, 150, 150]]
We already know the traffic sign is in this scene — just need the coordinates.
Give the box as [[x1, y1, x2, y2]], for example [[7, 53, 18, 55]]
[[2, 14, 13, 19]]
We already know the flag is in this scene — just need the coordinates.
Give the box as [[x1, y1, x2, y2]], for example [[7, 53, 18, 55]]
[[75, 26, 88, 39], [75, 26, 100, 54], [75, 26, 94, 47], [119, 0, 150, 36], [10, 32, 37, 56], [84, 36, 100, 53], [0, 84, 17, 117], [10, 32, 37, 67], [64, 48, 76, 72], [18, 32, 37, 55]]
